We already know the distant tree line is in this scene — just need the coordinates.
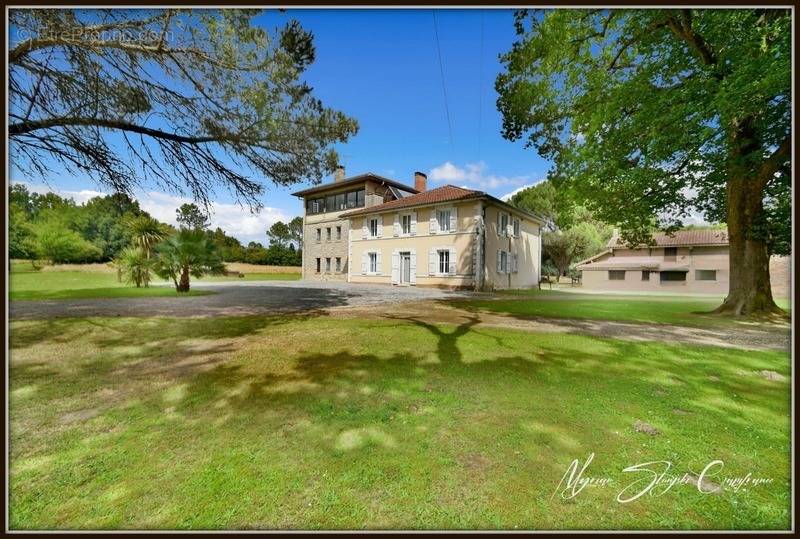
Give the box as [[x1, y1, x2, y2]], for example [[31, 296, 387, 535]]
[[8, 184, 302, 267]]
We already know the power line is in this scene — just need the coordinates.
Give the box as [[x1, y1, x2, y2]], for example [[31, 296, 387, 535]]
[[432, 10, 453, 150], [477, 10, 485, 160]]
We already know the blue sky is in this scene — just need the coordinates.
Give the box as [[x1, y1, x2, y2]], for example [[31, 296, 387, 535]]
[[11, 9, 551, 244]]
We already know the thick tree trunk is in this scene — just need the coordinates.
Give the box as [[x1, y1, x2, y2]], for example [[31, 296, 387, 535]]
[[176, 267, 191, 293], [713, 175, 783, 316]]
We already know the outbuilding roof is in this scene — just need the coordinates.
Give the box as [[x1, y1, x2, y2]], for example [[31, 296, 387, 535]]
[[606, 229, 729, 248]]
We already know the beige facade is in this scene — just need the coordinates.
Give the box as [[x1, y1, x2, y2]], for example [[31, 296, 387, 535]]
[[348, 200, 541, 290], [299, 177, 412, 280], [579, 246, 730, 294]]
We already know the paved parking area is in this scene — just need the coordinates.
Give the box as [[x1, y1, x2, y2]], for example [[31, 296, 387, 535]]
[[9, 280, 477, 319]]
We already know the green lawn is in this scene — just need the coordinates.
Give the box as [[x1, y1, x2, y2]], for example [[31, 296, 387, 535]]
[[460, 290, 791, 329], [9, 264, 300, 301], [9, 315, 790, 529]]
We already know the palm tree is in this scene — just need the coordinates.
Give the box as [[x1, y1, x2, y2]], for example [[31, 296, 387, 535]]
[[117, 246, 153, 288], [127, 215, 167, 258], [152, 229, 225, 292]]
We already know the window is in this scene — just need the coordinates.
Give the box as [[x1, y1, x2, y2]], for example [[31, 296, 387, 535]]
[[500, 212, 509, 236], [335, 257, 342, 272], [325, 257, 331, 272], [315, 258, 321, 273], [608, 270, 626, 280], [308, 198, 325, 214], [335, 193, 346, 211], [696, 269, 717, 281], [660, 271, 687, 282], [500, 251, 508, 273], [336, 226, 342, 240], [325, 195, 336, 213], [369, 252, 378, 273], [664, 247, 678, 261], [326, 227, 331, 241], [401, 214, 412, 235], [437, 209, 451, 232], [438, 249, 450, 274], [369, 218, 379, 237], [641, 270, 650, 281], [513, 218, 520, 237], [315, 228, 321, 242]]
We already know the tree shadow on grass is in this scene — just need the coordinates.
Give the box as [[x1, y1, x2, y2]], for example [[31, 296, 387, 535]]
[[8, 310, 792, 529]]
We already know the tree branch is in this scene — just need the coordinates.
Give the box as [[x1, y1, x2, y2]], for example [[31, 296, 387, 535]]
[[9, 116, 219, 143], [756, 135, 792, 190]]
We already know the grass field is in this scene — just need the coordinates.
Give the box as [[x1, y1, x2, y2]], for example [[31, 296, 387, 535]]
[[459, 290, 791, 329], [9, 315, 790, 529], [9, 262, 300, 301]]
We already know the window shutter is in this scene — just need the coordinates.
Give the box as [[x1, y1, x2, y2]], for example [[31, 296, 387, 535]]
[[429, 248, 438, 275], [362, 218, 368, 239], [449, 207, 457, 233], [430, 210, 439, 234], [497, 212, 502, 236], [410, 250, 417, 284], [410, 211, 417, 235], [391, 250, 399, 283], [393, 214, 400, 237], [376, 251, 382, 274], [513, 254, 518, 273], [448, 247, 456, 275], [377, 215, 383, 238], [497, 250, 503, 273], [361, 252, 367, 274]]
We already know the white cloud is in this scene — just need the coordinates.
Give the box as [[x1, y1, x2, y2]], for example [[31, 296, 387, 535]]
[[17, 182, 292, 245], [500, 183, 543, 201], [428, 161, 533, 191]]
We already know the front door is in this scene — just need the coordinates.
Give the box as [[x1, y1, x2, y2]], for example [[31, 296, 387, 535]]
[[400, 252, 412, 284]]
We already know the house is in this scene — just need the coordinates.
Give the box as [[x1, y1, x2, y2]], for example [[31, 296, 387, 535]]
[[575, 229, 789, 297], [294, 168, 544, 290], [291, 167, 419, 281], [340, 175, 543, 290], [575, 230, 729, 293]]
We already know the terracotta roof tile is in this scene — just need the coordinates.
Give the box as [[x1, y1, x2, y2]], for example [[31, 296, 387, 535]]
[[340, 185, 484, 218], [607, 229, 729, 248]]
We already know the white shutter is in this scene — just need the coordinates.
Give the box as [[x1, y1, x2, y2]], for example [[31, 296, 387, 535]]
[[410, 250, 417, 284], [430, 210, 439, 235], [429, 248, 438, 275], [448, 247, 456, 275], [513, 254, 519, 273], [361, 252, 367, 275], [449, 207, 457, 233], [376, 251, 382, 274], [391, 250, 400, 284], [377, 215, 383, 238], [410, 211, 417, 235], [393, 214, 400, 237], [362, 218, 368, 239], [497, 250, 503, 273]]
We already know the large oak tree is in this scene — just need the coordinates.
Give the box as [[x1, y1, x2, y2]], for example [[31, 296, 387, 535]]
[[9, 9, 358, 210], [496, 9, 790, 315]]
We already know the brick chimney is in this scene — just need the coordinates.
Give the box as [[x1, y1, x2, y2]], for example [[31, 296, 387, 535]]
[[414, 171, 427, 192], [334, 165, 345, 182]]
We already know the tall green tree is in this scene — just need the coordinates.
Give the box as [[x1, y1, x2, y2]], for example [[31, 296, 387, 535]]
[[496, 9, 790, 315], [176, 203, 210, 231], [288, 216, 304, 248], [266, 221, 292, 247], [9, 9, 358, 210]]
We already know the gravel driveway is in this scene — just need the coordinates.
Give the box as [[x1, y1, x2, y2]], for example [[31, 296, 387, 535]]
[[8, 280, 476, 320]]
